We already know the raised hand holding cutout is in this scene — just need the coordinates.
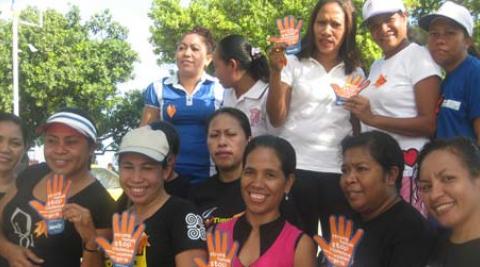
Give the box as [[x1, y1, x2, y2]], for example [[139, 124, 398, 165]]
[[269, 16, 303, 55]]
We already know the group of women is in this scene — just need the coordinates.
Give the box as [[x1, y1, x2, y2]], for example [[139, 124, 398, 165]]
[[0, 0, 479, 266]]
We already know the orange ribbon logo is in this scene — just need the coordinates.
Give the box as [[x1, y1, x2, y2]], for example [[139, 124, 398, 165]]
[[374, 74, 387, 88], [166, 104, 176, 118]]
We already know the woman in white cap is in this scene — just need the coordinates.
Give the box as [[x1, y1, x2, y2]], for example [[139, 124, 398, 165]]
[[419, 1, 480, 144], [346, 0, 442, 215], [0, 108, 115, 267], [113, 123, 207, 266]]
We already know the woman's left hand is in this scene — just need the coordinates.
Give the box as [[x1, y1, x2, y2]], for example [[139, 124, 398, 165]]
[[345, 95, 375, 125], [63, 203, 97, 246]]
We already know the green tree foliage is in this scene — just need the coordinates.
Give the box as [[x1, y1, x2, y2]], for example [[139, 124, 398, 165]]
[[99, 90, 144, 152], [150, 0, 479, 69], [0, 6, 138, 149]]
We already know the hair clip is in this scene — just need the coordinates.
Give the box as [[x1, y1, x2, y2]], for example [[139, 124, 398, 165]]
[[250, 47, 262, 60]]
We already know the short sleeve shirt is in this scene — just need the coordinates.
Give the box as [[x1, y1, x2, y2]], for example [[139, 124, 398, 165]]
[[428, 236, 480, 267], [222, 80, 272, 136], [436, 55, 480, 140], [117, 196, 206, 267], [1, 163, 115, 267], [190, 175, 245, 227], [279, 55, 364, 173], [360, 44, 442, 176], [144, 72, 224, 183], [351, 201, 434, 267]]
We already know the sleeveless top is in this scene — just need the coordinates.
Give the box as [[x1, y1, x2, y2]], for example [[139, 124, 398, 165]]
[[217, 216, 302, 267]]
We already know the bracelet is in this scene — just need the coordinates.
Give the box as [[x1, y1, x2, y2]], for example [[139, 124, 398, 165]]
[[83, 241, 98, 252]]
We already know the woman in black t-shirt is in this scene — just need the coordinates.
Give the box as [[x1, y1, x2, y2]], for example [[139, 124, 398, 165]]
[[0, 108, 115, 267], [112, 124, 207, 267], [417, 138, 480, 267], [334, 131, 434, 267], [191, 108, 251, 227], [0, 113, 28, 201]]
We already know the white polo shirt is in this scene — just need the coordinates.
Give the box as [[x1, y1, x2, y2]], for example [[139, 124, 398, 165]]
[[222, 80, 272, 137], [361, 43, 442, 176], [278, 55, 364, 173]]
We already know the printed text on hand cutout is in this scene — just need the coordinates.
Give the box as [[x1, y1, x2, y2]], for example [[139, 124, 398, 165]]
[[269, 16, 303, 55], [96, 212, 145, 267], [30, 174, 71, 235], [194, 230, 238, 267], [314, 215, 364, 267]]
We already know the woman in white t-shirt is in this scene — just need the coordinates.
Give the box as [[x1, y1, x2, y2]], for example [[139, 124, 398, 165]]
[[213, 35, 271, 137], [267, 0, 362, 237], [346, 0, 441, 215]]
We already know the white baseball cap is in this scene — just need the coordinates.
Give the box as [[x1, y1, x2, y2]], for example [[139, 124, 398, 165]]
[[118, 125, 169, 162], [419, 1, 474, 37], [362, 0, 406, 23]]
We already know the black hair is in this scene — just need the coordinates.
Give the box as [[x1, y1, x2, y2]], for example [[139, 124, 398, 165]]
[[149, 120, 180, 156], [207, 107, 252, 139], [243, 135, 296, 178], [341, 131, 404, 191], [182, 26, 216, 53], [0, 112, 29, 147], [417, 137, 480, 180], [217, 34, 270, 82], [298, 0, 360, 74]]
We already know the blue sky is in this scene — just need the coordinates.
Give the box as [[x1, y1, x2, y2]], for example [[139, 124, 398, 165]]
[[0, 0, 169, 93]]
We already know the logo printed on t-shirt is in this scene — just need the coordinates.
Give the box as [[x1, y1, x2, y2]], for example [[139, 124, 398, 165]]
[[185, 213, 206, 241], [403, 148, 419, 167], [249, 108, 262, 127], [10, 207, 35, 248], [166, 104, 177, 118], [374, 74, 387, 88]]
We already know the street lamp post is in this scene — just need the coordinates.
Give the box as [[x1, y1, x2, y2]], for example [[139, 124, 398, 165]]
[[11, 0, 42, 116], [12, 0, 19, 115]]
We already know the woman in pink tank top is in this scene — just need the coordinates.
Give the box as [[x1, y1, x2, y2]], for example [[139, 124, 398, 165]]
[[217, 135, 316, 267]]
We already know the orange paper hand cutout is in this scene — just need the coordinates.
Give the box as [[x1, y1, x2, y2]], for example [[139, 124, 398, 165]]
[[96, 212, 145, 267], [331, 74, 370, 105], [30, 175, 71, 235], [30, 175, 71, 220], [194, 230, 238, 267], [314, 216, 364, 267], [269, 16, 303, 54]]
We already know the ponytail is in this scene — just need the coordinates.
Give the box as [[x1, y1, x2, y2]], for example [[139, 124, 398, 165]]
[[248, 53, 270, 82], [217, 34, 270, 82]]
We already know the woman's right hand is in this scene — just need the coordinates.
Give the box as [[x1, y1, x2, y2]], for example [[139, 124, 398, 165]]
[[4, 243, 44, 267], [268, 45, 287, 73]]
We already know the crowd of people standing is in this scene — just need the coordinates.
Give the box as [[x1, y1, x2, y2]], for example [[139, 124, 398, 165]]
[[0, 0, 479, 266]]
